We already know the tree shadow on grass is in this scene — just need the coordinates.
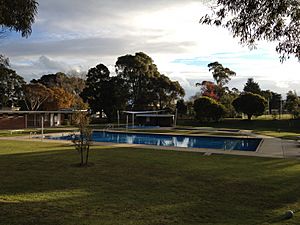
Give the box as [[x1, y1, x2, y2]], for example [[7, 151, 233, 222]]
[[1, 147, 300, 224]]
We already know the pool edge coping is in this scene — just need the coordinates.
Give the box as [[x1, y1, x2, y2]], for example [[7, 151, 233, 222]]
[[0, 131, 289, 159]]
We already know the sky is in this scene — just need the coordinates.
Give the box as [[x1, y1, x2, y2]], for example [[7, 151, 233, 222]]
[[1, 0, 300, 98]]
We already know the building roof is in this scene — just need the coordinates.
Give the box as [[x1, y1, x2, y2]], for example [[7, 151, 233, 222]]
[[136, 114, 174, 118], [0, 110, 76, 114], [122, 110, 165, 114]]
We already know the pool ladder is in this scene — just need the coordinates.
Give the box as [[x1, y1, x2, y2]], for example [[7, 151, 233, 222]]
[[103, 124, 114, 131], [224, 140, 238, 151]]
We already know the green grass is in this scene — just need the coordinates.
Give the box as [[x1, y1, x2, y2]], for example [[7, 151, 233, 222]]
[[0, 127, 78, 137], [178, 118, 300, 139], [253, 131, 300, 140], [178, 118, 300, 132], [255, 114, 293, 120], [1, 140, 300, 224]]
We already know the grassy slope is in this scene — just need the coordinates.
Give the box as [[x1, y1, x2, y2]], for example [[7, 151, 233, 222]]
[[0, 140, 300, 224]]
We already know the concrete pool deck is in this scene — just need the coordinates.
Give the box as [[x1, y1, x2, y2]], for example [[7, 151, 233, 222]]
[[1, 131, 300, 159]]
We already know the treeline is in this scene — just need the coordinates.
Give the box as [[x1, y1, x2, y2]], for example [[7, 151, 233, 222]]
[[177, 62, 300, 121], [0, 59, 87, 112], [1, 52, 300, 123], [81, 52, 185, 120], [0, 52, 185, 121]]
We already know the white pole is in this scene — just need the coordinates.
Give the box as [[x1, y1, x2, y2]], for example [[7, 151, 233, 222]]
[[280, 100, 283, 119], [41, 115, 44, 141], [174, 108, 178, 127], [132, 113, 135, 128], [117, 110, 120, 128]]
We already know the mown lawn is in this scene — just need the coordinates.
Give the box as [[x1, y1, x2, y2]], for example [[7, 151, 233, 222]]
[[178, 118, 300, 132], [0, 127, 78, 137], [178, 118, 300, 140], [1, 140, 300, 225]]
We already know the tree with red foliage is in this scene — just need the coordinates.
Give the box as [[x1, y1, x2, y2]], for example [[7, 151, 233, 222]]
[[196, 81, 219, 101], [196, 62, 236, 101]]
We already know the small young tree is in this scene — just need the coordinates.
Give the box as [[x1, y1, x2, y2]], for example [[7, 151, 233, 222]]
[[194, 96, 226, 122], [72, 111, 92, 166], [232, 93, 267, 120]]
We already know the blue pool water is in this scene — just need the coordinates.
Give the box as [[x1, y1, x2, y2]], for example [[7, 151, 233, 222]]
[[52, 131, 261, 152]]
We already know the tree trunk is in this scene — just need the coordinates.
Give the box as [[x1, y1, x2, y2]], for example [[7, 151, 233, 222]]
[[80, 148, 84, 166], [85, 145, 90, 166], [80, 136, 84, 166], [159, 97, 162, 110], [247, 114, 252, 120]]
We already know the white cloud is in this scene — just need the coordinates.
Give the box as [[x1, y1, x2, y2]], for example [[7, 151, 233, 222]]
[[2, 0, 300, 98], [10, 56, 85, 81]]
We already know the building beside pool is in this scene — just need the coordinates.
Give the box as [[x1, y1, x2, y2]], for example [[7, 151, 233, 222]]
[[135, 114, 175, 127], [123, 111, 175, 127], [0, 110, 75, 129]]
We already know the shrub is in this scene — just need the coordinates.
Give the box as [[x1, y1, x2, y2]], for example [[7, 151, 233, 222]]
[[193, 96, 226, 122], [232, 92, 267, 120]]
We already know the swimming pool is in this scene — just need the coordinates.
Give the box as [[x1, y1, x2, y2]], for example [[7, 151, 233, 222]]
[[52, 131, 261, 152]]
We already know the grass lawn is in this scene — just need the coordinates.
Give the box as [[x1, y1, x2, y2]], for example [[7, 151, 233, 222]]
[[253, 131, 300, 140], [255, 114, 293, 120], [1, 141, 300, 224], [0, 127, 78, 137], [178, 118, 300, 140], [178, 118, 300, 132]]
